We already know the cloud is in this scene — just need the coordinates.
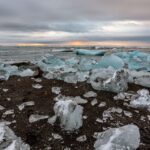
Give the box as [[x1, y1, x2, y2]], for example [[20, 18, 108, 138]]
[[0, 0, 150, 45]]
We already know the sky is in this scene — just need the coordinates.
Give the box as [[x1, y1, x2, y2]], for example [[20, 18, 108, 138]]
[[0, 0, 150, 47]]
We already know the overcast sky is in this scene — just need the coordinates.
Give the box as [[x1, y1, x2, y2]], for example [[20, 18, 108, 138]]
[[0, 0, 150, 46]]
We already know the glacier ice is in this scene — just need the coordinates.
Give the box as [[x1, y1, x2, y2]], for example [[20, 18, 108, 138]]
[[130, 89, 150, 110], [18, 101, 35, 111], [53, 100, 83, 131], [75, 49, 106, 56], [95, 54, 125, 69], [83, 91, 97, 98], [29, 114, 49, 123], [0, 122, 30, 150], [51, 87, 61, 95], [90, 69, 128, 93], [94, 124, 140, 150]]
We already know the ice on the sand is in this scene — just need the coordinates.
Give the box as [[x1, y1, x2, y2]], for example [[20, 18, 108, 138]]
[[76, 49, 106, 56], [90, 69, 128, 93], [18, 101, 35, 111], [0, 122, 30, 150], [130, 89, 150, 110], [128, 70, 150, 88], [78, 58, 96, 71], [51, 87, 61, 95], [54, 94, 87, 104], [76, 135, 87, 142], [95, 54, 124, 69], [29, 114, 49, 123], [52, 100, 83, 131], [17, 68, 35, 77], [37, 54, 65, 71], [94, 124, 140, 150], [32, 83, 43, 89], [83, 91, 97, 98]]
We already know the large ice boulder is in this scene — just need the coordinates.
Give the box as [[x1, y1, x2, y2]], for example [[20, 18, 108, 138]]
[[130, 89, 150, 110], [95, 54, 125, 69], [94, 124, 140, 150], [90, 69, 128, 93], [0, 122, 30, 149], [37, 54, 66, 72], [128, 70, 150, 88], [52, 100, 83, 131]]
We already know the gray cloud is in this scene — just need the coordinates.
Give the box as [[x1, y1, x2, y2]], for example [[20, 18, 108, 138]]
[[0, 0, 150, 45]]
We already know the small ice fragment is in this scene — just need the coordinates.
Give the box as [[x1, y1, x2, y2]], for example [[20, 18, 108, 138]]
[[76, 135, 87, 142], [29, 114, 49, 123], [32, 84, 43, 89], [6, 97, 11, 101], [18, 101, 35, 111], [94, 124, 140, 150], [48, 116, 57, 125], [123, 110, 133, 118], [33, 78, 42, 82], [91, 99, 98, 106], [3, 88, 8, 92], [51, 87, 61, 95], [74, 96, 87, 104], [147, 115, 150, 121], [0, 105, 5, 111], [83, 115, 88, 119], [98, 102, 106, 107], [52, 133, 63, 140], [83, 91, 97, 98], [140, 116, 146, 121], [64, 147, 71, 150], [114, 92, 125, 100], [3, 109, 14, 117], [96, 118, 103, 123]]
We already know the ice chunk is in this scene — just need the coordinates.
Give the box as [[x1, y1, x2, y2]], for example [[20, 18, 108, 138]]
[[32, 84, 43, 89], [123, 111, 133, 118], [78, 58, 96, 71], [48, 116, 57, 125], [29, 114, 49, 123], [76, 49, 106, 56], [90, 69, 128, 93], [18, 101, 35, 111], [0, 122, 30, 150], [91, 99, 98, 106], [76, 71, 90, 82], [0, 70, 9, 81], [83, 91, 97, 98], [18, 68, 35, 77], [3, 109, 14, 118], [74, 96, 87, 104], [37, 54, 66, 72], [0, 105, 5, 111], [130, 89, 150, 110], [94, 124, 140, 150], [102, 107, 122, 122], [53, 100, 83, 131], [98, 102, 106, 107], [52, 133, 63, 140], [52, 87, 61, 95], [76, 135, 87, 142], [95, 54, 124, 69]]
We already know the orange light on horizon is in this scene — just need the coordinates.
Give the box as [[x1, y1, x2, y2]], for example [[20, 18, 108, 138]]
[[16, 43, 48, 47]]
